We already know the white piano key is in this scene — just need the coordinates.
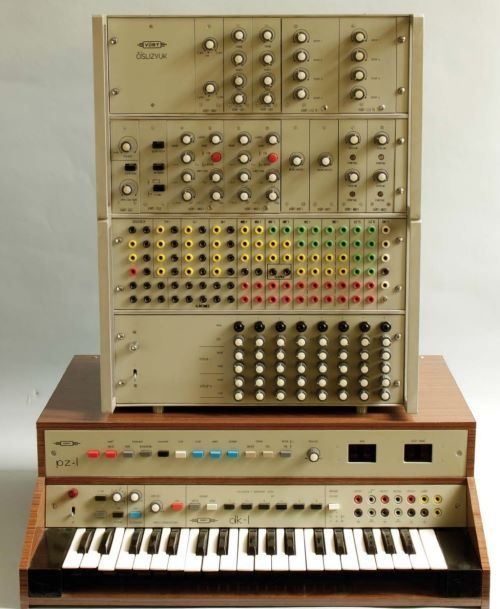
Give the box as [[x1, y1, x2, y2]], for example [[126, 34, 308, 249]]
[[184, 528, 203, 572], [62, 528, 86, 569], [409, 528, 430, 570], [353, 529, 377, 570], [80, 528, 106, 569], [237, 528, 254, 572], [289, 529, 306, 572], [372, 528, 394, 570], [341, 529, 360, 571], [115, 528, 136, 570], [150, 528, 170, 571], [271, 528, 289, 571], [419, 529, 448, 570], [98, 528, 125, 571], [219, 528, 238, 571], [202, 528, 220, 572], [323, 529, 341, 571], [390, 528, 412, 570], [254, 528, 272, 571], [304, 528, 324, 571], [133, 528, 153, 571], [167, 528, 190, 571]]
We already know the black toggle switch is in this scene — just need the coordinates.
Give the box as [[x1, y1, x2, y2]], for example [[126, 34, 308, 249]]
[[152, 140, 165, 149], [152, 184, 166, 192]]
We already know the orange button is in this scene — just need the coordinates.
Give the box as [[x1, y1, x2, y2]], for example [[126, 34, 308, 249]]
[[105, 450, 118, 459], [87, 450, 100, 459], [267, 152, 279, 163], [171, 501, 185, 511]]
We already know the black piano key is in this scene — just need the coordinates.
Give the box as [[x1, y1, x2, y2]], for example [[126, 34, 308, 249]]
[[362, 529, 377, 555], [129, 528, 144, 555], [247, 528, 258, 556], [284, 528, 296, 555], [167, 528, 181, 555], [77, 529, 95, 554], [196, 528, 210, 556], [333, 529, 347, 555], [217, 528, 229, 556], [400, 528, 416, 555], [147, 528, 162, 554], [98, 528, 115, 555], [266, 528, 277, 555], [381, 528, 396, 554], [313, 529, 326, 555]]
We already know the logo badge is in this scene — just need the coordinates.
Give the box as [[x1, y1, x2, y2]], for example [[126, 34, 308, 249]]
[[137, 41, 167, 49]]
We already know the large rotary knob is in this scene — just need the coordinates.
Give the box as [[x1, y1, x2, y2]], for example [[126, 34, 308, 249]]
[[307, 447, 320, 462]]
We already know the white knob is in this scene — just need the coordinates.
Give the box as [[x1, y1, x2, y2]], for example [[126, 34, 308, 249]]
[[234, 389, 244, 401], [238, 152, 251, 164], [254, 363, 264, 376], [210, 133, 222, 145], [233, 29, 245, 41], [297, 389, 307, 401], [276, 348, 285, 361], [317, 349, 328, 361], [353, 49, 366, 62], [276, 375, 286, 388], [204, 82, 216, 94], [120, 141, 132, 152], [346, 171, 360, 183], [239, 171, 251, 183], [262, 53, 274, 65], [203, 38, 216, 51], [381, 350, 391, 361], [360, 336, 371, 347], [382, 336, 392, 347], [234, 362, 244, 374], [307, 447, 320, 462], [182, 189, 193, 202], [381, 362, 391, 374], [267, 133, 279, 145], [267, 172, 279, 183], [181, 171, 193, 183], [375, 171, 388, 183], [255, 376, 265, 388], [296, 350, 306, 362], [318, 336, 328, 347], [276, 362, 286, 374], [262, 92, 274, 105], [380, 389, 391, 401], [317, 376, 327, 388], [255, 349, 264, 361], [375, 133, 389, 145], [211, 190, 222, 201], [112, 492, 123, 503], [295, 50, 308, 62], [234, 349, 244, 361], [262, 29, 274, 41], [294, 87, 308, 100], [121, 184, 133, 195], [297, 362, 307, 374], [129, 491, 141, 503], [233, 53, 245, 65], [266, 189, 279, 201], [360, 350, 370, 361], [290, 154, 304, 167], [338, 349, 348, 361], [210, 171, 222, 183], [353, 30, 366, 43], [295, 31, 308, 43], [360, 390, 369, 401], [296, 336, 306, 347], [347, 133, 360, 145], [233, 92, 246, 105], [255, 336, 264, 347], [360, 362, 369, 374], [181, 151, 194, 164], [318, 362, 328, 374], [381, 376, 391, 388], [276, 389, 286, 401], [319, 154, 333, 167], [238, 133, 251, 145], [318, 389, 328, 401], [263, 74, 274, 87], [255, 389, 265, 401], [351, 88, 365, 100], [276, 336, 286, 347], [338, 376, 349, 388], [359, 376, 369, 388], [297, 375, 307, 387], [338, 389, 348, 401], [338, 363, 348, 374], [150, 501, 162, 513], [181, 133, 194, 145], [233, 74, 245, 87], [339, 336, 349, 347], [234, 376, 244, 388], [239, 190, 250, 201]]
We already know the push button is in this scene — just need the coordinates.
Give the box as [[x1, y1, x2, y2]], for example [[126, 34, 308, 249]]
[[209, 449, 222, 459], [226, 449, 239, 459], [87, 450, 100, 459], [175, 450, 187, 459], [171, 502, 185, 512], [191, 450, 205, 459], [104, 450, 117, 459], [129, 511, 142, 519]]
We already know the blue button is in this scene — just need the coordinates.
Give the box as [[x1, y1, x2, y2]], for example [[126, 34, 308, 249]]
[[129, 511, 142, 519], [209, 449, 222, 459], [227, 450, 240, 459], [191, 450, 205, 459]]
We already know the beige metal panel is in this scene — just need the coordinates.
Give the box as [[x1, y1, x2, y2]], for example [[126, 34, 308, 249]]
[[396, 17, 410, 114], [44, 428, 468, 479], [394, 118, 409, 213], [309, 120, 339, 213], [138, 120, 168, 212], [45, 483, 466, 528], [405, 220, 421, 413], [409, 16, 423, 221], [97, 220, 114, 413], [281, 18, 340, 114], [107, 17, 196, 114], [223, 17, 253, 113], [366, 120, 396, 211], [250, 17, 282, 113], [194, 18, 224, 113], [281, 120, 309, 212]]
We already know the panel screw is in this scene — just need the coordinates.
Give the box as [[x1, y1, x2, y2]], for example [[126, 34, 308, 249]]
[[114, 286, 124, 293], [129, 342, 140, 352], [116, 333, 125, 340], [394, 333, 402, 341], [398, 36, 406, 43], [117, 380, 126, 386], [111, 88, 120, 96], [398, 87, 406, 95], [109, 37, 118, 45], [394, 380, 401, 387], [397, 137, 406, 145], [396, 187, 405, 195], [378, 104, 386, 111], [113, 237, 123, 244]]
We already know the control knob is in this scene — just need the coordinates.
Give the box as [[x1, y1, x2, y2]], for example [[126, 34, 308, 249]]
[[351, 87, 366, 100], [238, 170, 251, 183], [374, 133, 389, 145], [352, 49, 367, 62], [294, 87, 308, 100], [294, 69, 308, 81], [210, 171, 223, 183], [262, 53, 274, 65], [296, 389, 307, 401], [203, 81, 217, 94], [209, 132, 223, 145], [266, 189, 279, 202], [352, 69, 366, 81], [374, 170, 388, 183], [232, 52, 245, 66], [267, 133, 280, 145], [238, 189, 251, 201], [346, 170, 360, 183], [261, 28, 274, 41], [238, 152, 251, 164], [181, 151, 194, 164], [317, 389, 328, 401], [294, 49, 308, 62], [238, 132, 251, 145], [129, 491, 142, 503], [234, 376, 244, 388], [233, 92, 246, 105], [112, 492, 124, 503], [267, 171, 279, 183], [352, 30, 367, 43], [233, 74, 245, 87], [150, 501, 162, 513], [294, 30, 308, 43], [319, 154, 333, 167], [290, 153, 304, 167], [121, 183, 133, 196], [262, 92, 274, 105], [181, 188, 194, 202], [232, 28, 246, 42], [346, 132, 361, 145], [120, 140, 133, 152], [262, 74, 274, 87], [307, 448, 320, 462], [181, 132, 195, 145], [203, 37, 217, 51]]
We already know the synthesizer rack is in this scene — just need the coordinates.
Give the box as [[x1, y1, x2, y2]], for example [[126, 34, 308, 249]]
[[19, 356, 490, 608], [93, 15, 423, 412]]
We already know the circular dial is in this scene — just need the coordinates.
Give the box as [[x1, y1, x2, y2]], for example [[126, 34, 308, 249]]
[[294, 87, 308, 100], [181, 151, 194, 164], [233, 92, 246, 105], [261, 28, 274, 42], [345, 170, 360, 183], [112, 492, 123, 503], [290, 153, 304, 167], [352, 48, 367, 62], [352, 30, 367, 43], [294, 49, 308, 62], [319, 154, 333, 167], [232, 52, 245, 66], [374, 170, 389, 183], [307, 447, 320, 462], [262, 52, 274, 66], [203, 81, 217, 95], [374, 132, 389, 145], [351, 87, 366, 100], [120, 140, 133, 152], [150, 501, 162, 513], [232, 28, 246, 42], [129, 491, 141, 503], [261, 92, 274, 105], [209, 132, 223, 145], [238, 132, 251, 145], [203, 37, 217, 51], [181, 132, 195, 145], [294, 30, 308, 43], [121, 183, 133, 196], [233, 74, 246, 87], [346, 132, 361, 145], [262, 74, 274, 87]]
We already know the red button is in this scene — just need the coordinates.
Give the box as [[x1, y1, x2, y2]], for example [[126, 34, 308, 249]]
[[267, 152, 279, 163], [105, 450, 118, 459], [68, 488, 79, 498], [211, 151, 222, 163], [171, 501, 185, 511], [87, 450, 100, 459]]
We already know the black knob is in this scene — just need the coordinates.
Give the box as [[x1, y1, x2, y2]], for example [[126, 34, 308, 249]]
[[170, 226, 179, 234], [338, 321, 349, 332], [143, 254, 151, 262], [359, 321, 371, 332], [275, 321, 287, 332], [317, 321, 328, 332], [214, 282, 221, 290], [198, 226, 207, 234], [143, 296, 151, 303], [171, 295, 179, 303], [129, 295, 137, 303], [199, 282, 207, 289], [157, 295, 165, 303], [143, 282, 151, 290], [255, 321, 265, 332], [234, 321, 245, 332], [296, 321, 307, 332], [380, 321, 392, 332], [129, 282, 137, 290], [171, 282, 179, 290], [143, 226, 151, 234], [128, 226, 136, 233], [157, 282, 165, 290]]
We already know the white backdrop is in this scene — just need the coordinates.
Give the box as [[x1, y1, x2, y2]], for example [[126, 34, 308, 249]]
[[1, 0, 499, 607]]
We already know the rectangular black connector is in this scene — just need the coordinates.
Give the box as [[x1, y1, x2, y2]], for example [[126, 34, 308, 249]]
[[94, 495, 107, 502], [404, 443, 433, 463], [153, 184, 166, 192], [157, 450, 169, 457], [348, 443, 377, 463], [152, 140, 165, 149], [124, 162, 137, 172], [152, 162, 165, 171], [112, 511, 124, 518]]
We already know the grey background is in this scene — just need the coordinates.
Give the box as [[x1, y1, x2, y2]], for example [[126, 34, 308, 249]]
[[1, 0, 499, 607]]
